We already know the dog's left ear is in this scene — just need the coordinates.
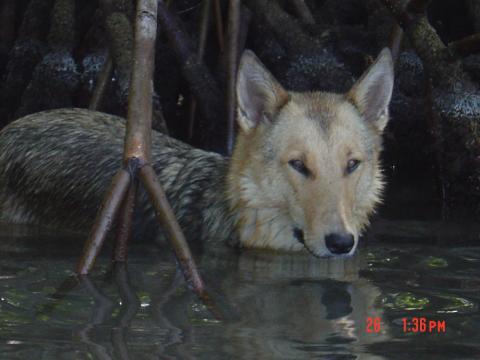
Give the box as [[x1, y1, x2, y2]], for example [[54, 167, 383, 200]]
[[348, 48, 394, 132]]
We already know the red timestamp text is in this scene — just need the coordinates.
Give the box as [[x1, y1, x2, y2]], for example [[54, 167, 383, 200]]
[[403, 317, 446, 333], [366, 317, 382, 333]]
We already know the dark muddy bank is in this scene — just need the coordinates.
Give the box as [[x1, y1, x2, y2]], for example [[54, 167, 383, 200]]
[[0, 0, 479, 220]]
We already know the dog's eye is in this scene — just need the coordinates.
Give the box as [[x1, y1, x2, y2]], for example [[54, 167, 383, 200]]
[[288, 159, 310, 176], [346, 159, 361, 175]]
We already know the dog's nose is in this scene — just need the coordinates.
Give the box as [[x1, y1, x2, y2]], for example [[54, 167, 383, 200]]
[[325, 233, 354, 254]]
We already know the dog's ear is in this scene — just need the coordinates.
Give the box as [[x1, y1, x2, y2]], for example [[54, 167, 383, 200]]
[[236, 50, 289, 132], [348, 48, 394, 132]]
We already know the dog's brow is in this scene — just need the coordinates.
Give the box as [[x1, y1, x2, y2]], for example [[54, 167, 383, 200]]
[[301, 95, 341, 133]]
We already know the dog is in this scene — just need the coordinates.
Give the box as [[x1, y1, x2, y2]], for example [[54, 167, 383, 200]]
[[0, 48, 393, 257]]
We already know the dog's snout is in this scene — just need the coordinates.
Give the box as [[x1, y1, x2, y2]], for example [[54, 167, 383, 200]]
[[325, 233, 354, 254]]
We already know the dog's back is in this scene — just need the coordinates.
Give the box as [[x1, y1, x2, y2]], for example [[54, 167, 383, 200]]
[[0, 108, 233, 244]]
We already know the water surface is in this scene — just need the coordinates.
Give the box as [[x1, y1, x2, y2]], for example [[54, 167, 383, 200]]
[[0, 221, 479, 359]]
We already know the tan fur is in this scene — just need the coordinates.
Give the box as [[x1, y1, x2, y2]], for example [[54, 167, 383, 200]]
[[227, 49, 394, 257], [0, 49, 393, 259]]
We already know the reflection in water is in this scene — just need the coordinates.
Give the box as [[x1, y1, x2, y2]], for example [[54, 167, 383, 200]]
[[76, 276, 114, 360], [199, 248, 389, 359], [0, 223, 479, 359], [68, 265, 193, 360]]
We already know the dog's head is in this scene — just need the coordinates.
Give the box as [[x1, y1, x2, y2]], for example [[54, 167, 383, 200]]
[[230, 49, 394, 257]]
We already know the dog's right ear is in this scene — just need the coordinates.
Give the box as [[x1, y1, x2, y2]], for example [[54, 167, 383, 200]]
[[236, 50, 289, 132]]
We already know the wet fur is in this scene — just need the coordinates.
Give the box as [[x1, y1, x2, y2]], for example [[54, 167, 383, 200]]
[[228, 93, 385, 255], [0, 49, 393, 257], [0, 109, 233, 246]]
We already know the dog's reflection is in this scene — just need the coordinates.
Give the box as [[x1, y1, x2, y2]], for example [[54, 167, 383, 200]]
[[201, 249, 389, 359], [73, 249, 389, 359]]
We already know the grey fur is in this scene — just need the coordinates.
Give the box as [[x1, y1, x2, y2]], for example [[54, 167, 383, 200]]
[[0, 49, 393, 257], [0, 108, 235, 246]]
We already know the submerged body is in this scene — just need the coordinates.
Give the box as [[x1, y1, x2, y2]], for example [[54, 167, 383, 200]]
[[0, 49, 394, 257], [0, 108, 234, 245]]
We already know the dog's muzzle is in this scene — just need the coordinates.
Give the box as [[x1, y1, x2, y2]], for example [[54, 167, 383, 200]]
[[325, 233, 354, 255], [293, 227, 321, 258], [293, 227, 305, 244], [293, 227, 355, 258]]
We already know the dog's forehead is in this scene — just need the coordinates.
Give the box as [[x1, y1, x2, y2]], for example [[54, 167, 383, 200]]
[[283, 92, 366, 137], [273, 91, 376, 156], [295, 92, 342, 129]]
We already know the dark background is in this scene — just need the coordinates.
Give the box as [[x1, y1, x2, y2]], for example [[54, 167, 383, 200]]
[[0, 0, 479, 221]]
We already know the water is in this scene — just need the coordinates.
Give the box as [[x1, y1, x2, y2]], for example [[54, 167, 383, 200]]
[[0, 218, 479, 360]]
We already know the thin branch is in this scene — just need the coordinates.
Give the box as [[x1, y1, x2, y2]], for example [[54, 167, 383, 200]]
[[74, 277, 114, 359], [77, 0, 207, 299], [468, 0, 480, 32], [380, 0, 416, 28], [152, 93, 169, 134], [425, 75, 448, 219], [448, 33, 480, 57], [48, 0, 76, 51], [114, 263, 140, 326], [197, 0, 211, 60], [157, 0, 224, 150], [114, 178, 138, 262], [188, 0, 212, 140], [106, 13, 134, 102], [35, 275, 80, 316], [0, 0, 15, 59], [112, 263, 139, 359], [237, 5, 252, 55], [213, 0, 225, 51], [76, 0, 152, 274], [89, 53, 113, 110], [100, 0, 134, 103], [225, 0, 241, 154], [15, 0, 78, 118], [139, 165, 205, 294], [406, 0, 432, 14], [242, 0, 315, 54], [389, 23, 404, 64], [79, 276, 115, 323], [76, 169, 131, 274], [379, 0, 458, 87], [0, 0, 53, 124], [290, 0, 315, 24]]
